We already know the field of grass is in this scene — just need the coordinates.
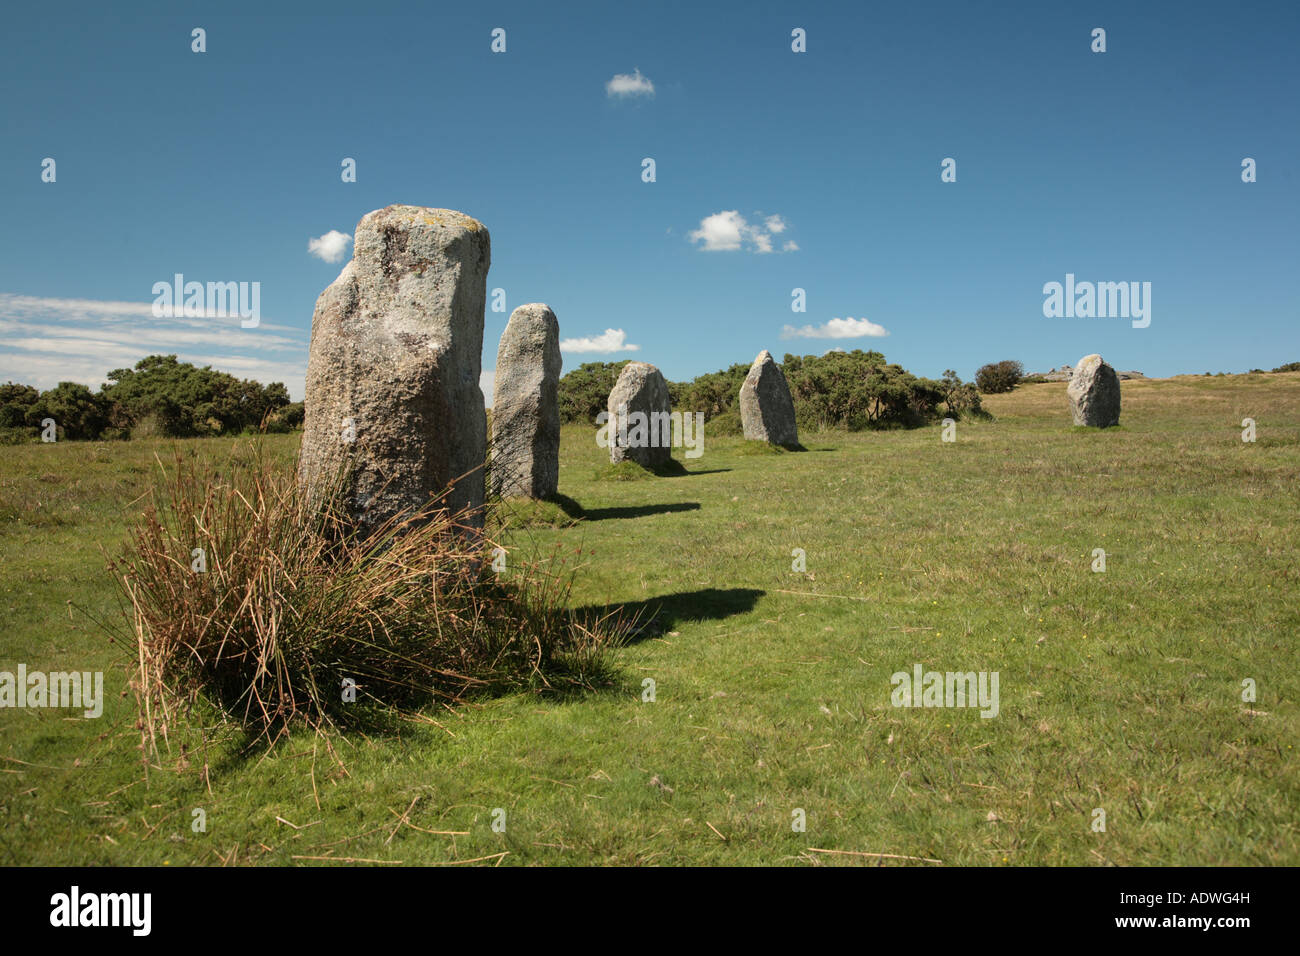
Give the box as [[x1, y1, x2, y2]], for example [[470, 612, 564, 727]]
[[2, 372, 1297, 866]]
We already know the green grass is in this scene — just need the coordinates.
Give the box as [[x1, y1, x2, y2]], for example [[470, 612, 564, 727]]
[[1, 373, 1297, 865]]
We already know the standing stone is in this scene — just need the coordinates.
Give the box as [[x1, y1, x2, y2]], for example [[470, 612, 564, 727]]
[[491, 304, 561, 499], [608, 362, 671, 467], [739, 350, 799, 447], [298, 204, 491, 532], [1067, 353, 1121, 427]]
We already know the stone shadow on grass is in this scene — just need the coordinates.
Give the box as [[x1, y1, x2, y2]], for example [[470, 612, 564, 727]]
[[575, 586, 765, 644], [581, 502, 702, 521], [737, 439, 808, 455], [593, 460, 731, 481], [649, 459, 732, 477], [550, 492, 586, 520]]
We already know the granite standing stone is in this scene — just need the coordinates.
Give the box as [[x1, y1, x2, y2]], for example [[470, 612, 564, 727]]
[[607, 362, 671, 467], [1067, 353, 1121, 427], [491, 303, 562, 498], [739, 350, 799, 447], [298, 204, 490, 531]]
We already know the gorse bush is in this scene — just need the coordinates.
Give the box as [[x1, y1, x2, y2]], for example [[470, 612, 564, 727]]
[[975, 360, 1024, 394], [110, 444, 625, 747], [1, 354, 294, 442], [939, 369, 983, 418], [558, 360, 632, 424], [655, 351, 983, 433], [782, 350, 956, 430], [15, 381, 115, 440], [103, 355, 292, 437], [670, 363, 751, 421]]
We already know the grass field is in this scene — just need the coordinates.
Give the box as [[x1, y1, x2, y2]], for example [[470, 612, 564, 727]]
[[1, 373, 1297, 866]]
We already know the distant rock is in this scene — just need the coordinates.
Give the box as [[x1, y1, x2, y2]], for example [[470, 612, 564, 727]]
[[608, 362, 671, 467], [299, 204, 490, 532], [491, 304, 561, 499], [1033, 363, 1144, 382], [1067, 353, 1121, 427], [739, 350, 799, 447]]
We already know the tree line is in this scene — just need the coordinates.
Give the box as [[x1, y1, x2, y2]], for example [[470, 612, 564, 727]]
[[0, 355, 301, 443], [558, 350, 985, 433]]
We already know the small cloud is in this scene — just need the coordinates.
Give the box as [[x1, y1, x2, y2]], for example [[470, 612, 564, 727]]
[[689, 210, 746, 251], [783, 240, 799, 252], [480, 369, 495, 407], [606, 68, 655, 98], [560, 328, 641, 354], [689, 210, 795, 254], [308, 230, 352, 263], [781, 317, 890, 340]]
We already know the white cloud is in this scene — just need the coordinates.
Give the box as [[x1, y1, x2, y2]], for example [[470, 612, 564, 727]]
[[308, 230, 352, 263], [782, 240, 799, 252], [606, 68, 655, 98], [688, 210, 795, 254], [780, 316, 890, 340], [689, 211, 746, 251], [559, 328, 641, 354], [0, 293, 308, 399], [480, 370, 495, 408]]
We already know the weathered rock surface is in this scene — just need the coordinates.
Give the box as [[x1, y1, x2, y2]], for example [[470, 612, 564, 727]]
[[491, 303, 561, 499], [298, 204, 491, 531], [739, 350, 799, 447], [1067, 353, 1121, 427], [608, 361, 671, 467]]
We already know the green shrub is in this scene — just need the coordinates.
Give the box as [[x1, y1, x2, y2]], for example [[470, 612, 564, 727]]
[[939, 369, 984, 418], [673, 363, 750, 421], [0, 382, 39, 430], [975, 360, 1024, 394], [705, 407, 743, 436], [103, 354, 291, 437], [558, 361, 632, 425], [0, 426, 34, 445], [783, 350, 948, 429], [1, 356, 295, 442], [25, 381, 113, 440]]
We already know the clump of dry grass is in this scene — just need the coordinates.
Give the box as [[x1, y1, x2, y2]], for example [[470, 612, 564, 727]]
[[108, 442, 625, 751]]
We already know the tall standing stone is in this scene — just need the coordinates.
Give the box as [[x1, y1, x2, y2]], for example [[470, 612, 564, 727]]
[[491, 304, 561, 499], [1067, 353, 1121, 427], [739, 350, 799, 447], [607, 362, 671, 468], [298, 204, 491, 532]]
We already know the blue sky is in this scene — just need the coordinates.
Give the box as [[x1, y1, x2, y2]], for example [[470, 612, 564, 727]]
[[2, 0, 1297, 400]]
